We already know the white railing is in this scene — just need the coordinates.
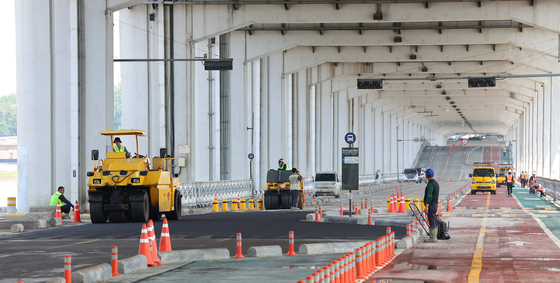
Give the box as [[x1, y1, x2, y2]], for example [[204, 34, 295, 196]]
[[179, 173, 401, 208], [179, 180, 253, 208]]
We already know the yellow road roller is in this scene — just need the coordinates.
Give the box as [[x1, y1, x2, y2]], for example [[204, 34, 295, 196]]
[[87, 129, 181, 223]]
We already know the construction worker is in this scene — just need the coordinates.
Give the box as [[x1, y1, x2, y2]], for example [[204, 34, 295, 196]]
[[289, 168, 302, 209], [113, 137, 131, 158], [422, 168, 439, 243], [506, 170, 514, 197], [529, 172, 538, 194], [278, 158, 290, 170], [50, 186, 74, 216]]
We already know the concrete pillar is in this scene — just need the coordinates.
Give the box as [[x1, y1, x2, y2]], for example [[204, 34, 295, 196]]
[[374, 107, 383, 174], [172, 4, 194, 182], [293, 70, 309, 174], [16, 0, 75, 212], [363, 102, 373, 174], [252, 60, 261, 192], [551, 78, 560, 179], [335, 90, 348, 175]]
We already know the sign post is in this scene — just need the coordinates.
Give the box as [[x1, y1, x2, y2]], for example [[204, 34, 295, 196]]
[[342, 133, 359, 217]]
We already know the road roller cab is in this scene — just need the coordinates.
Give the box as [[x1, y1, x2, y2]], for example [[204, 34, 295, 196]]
[[263, 169, 293, 209], [87, 129, 181, 223]]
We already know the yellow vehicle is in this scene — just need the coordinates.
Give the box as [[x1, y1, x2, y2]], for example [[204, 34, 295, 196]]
[[263, 169, 293, 209], [87, 129, 181, 223], [469, 162, 497, 195], [497, 164, 514, 187]]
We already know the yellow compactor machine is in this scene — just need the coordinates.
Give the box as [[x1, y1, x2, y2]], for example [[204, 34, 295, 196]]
[[87, 129, 181, 223]]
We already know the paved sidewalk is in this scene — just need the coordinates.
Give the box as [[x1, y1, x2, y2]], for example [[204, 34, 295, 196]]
[[366, 184, 560, 283]]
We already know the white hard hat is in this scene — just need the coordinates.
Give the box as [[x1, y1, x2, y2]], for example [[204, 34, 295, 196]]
[[508, 170, 512, 173]]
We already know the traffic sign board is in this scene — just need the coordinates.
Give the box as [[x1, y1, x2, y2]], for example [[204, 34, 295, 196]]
[[345, 133, 356, 144], [248, 153, 254, 160], [462, 139, 468, 146]]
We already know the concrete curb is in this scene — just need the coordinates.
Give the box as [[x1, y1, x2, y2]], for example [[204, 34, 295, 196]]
[[298, 241, 372, 255], [374, 218, 415, 227], [118, 255, 147, 274], [159, 248, 230, 264], [71, 263, 112, 283], [324, 215, 368, 225], [247, 245, 283, 257], [396, 236, 413, 249], [47, 277, 65, 283]]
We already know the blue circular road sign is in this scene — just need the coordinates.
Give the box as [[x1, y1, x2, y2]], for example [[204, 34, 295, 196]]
[[345, 132, 356, 144], [248, 153, 254, 160]]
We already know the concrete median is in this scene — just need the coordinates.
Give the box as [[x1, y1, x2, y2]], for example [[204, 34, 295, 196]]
[[71, 263, 112, 283], [247, 245, 283, 257], [118, 255, 147, 274], [298, 241, 371, 255], [323, 215, 368, 225], [159, 248, 230, 264]]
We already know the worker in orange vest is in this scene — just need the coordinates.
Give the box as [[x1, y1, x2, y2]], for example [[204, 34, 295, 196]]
[[506, 170, 515, 197]]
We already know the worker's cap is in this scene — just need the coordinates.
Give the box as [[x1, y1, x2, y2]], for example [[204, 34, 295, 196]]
[[533, 171, 536, 175], [508, 170, 512, 173], [114, 137, 122, 143], [292, 168, 297, 173], [278, 158, 284, 163], [425, 168, 434, 177]]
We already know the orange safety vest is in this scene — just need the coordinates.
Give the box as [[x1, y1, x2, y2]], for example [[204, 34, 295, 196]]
[[506, 175, 513, 183]]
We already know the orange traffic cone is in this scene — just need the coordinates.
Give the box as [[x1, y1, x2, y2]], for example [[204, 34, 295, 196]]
[[56, 202, 64, 224], [398, 192, 406, 213], [389, 194, 396, 213], [147, 220, 163, 266], [138, 224, 156, 267], [72, 200, 82, 223], [159, 218, 172, 252], [447, 195, 453, 212]]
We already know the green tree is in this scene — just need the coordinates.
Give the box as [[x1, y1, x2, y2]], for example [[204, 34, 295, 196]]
[[0, 93, 17, 136], [114, 83, 121, 129]]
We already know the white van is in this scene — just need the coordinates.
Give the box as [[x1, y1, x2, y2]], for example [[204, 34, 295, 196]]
[[313, 172, 340, 198]]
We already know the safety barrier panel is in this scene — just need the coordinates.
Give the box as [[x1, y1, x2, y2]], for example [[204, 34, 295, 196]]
[[179, 180, 253, 208]]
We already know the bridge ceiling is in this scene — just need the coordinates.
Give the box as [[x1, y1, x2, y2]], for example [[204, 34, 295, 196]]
[[181, 0, 558, 135]]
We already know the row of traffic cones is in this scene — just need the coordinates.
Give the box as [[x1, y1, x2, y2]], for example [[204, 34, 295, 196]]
[[54, 200, 84, 225], [387, 188, 407, 213], [298, 228, 395, 283], [233, 231, 298, 258], [138, 218, 172, 266]]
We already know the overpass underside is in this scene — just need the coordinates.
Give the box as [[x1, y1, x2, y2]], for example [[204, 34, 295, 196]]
[[15, 0, 560, 213]]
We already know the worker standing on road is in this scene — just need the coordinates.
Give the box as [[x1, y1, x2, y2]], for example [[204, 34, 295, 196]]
[[422, 168, 439, 243], [506, 170, 515, 197], [278, 158, 290, 170], [50, 186, 74, 217], [289, 168, 302, 209], [113, 137, 131, 158]]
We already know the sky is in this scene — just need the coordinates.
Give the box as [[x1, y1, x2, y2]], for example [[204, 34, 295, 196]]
[[0, 1, 16, 97]]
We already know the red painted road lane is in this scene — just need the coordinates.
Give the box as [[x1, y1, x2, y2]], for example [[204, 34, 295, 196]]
[[366, 184, 560, 283]]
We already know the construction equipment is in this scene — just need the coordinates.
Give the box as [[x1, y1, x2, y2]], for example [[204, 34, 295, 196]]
[[470, 162, 497, 195], [263, 169, 292, 209], [87, 129, 181, 223], [410, 203, 450, 240], [497, 164, 514, 187]]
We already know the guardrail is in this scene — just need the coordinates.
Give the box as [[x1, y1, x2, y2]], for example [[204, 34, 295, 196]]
[[539, 177, 560, 202], [179, 180, 253, 208], [180, 173, 401, 208]]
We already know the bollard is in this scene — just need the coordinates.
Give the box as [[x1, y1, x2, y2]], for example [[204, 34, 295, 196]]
[[248, 198, 255, 210], [111, 246, 121, 277], [222, 199, 229, 211], [349, 252, 356, 283], [361, 199, 364, 209], [317, 270, 324, 283], [64, 255, 72, 283], [312, 272, 320, 283], [7, 197, 16, 214], [315, 206, 320, 222], [287, 231, 297, 256], [405, 197, 411, 210], [319, 205, 323, 219], [234, 233, 244, 259], [356, 248, 363, 280], [406, 223, 411, 238], [368, 209, 373, 225], [421, 198, 425, 211], [240, 199, 247, 211], [354, 203, 358, 215], [447, 195, 453, 212], [370, 200, 374, 214], [365, 198, 368, 209], [322, 266, 331, 283], [257, 199, 264, 210], [232, 199, 239, 211], [306, 276, 314, 283], [328, 263, 335, 283], [340, 203, 344, 217], [387, 198, 391, 211], [212, 199, 219, 212], [413, 198, 419, 210]]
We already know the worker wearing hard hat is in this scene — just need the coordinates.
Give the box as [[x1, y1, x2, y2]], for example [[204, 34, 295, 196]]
[[278, 158, 290, 170], [506, 170, 515, 197], [529, 172, 538, 194], [423, 168, 439, 243]]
